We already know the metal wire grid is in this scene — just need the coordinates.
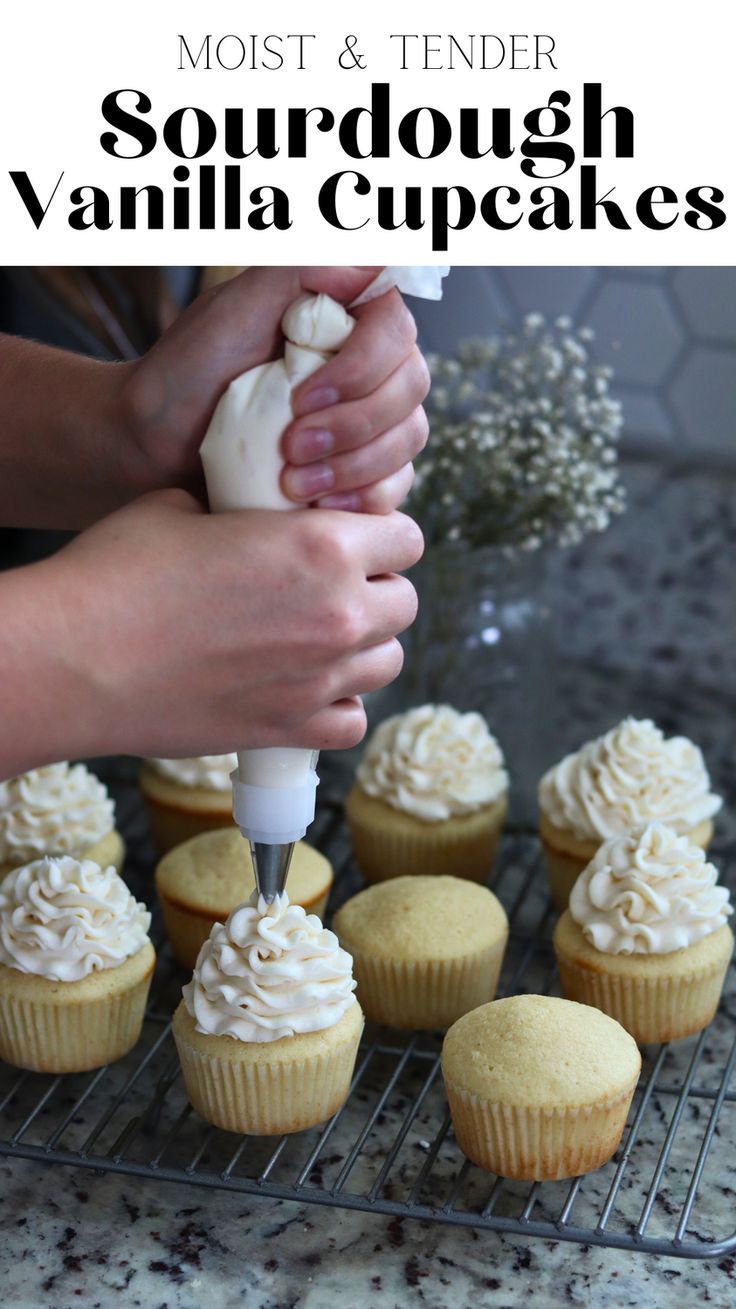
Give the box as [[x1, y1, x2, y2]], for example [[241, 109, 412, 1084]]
[[0, 784, 735, 1261]]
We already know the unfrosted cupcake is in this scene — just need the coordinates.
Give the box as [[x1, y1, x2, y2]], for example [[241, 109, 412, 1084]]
[[345, 705, 508, 883], [554, 823, 733, 1043], [538, 718, 721, 909], [155, 827, 333, 969], [172, 893, 363, 1135], [139, 754, 237, 853], [442, 995, 641, 1180], [0, 855, 154, 1072], [333, 875, 508, 1029], [0, 763, 124, 878]]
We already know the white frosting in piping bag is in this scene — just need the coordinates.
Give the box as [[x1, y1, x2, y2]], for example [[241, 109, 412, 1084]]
[[201, 292, 356, 518], [200, 289, 358, 802], [199, 267, 448, 841], [569, 822, 732, 955], [0, 855, 151, 981], [183, 891, 356, 1042]]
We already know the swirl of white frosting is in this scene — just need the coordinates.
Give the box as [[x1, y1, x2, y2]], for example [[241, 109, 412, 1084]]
[[183, 892, 357, 1043], [539, 718, 721, 842], [356, 704, 508, 822], [0, 856, 151, 981], [569, 823, 732, 955], [148, 754, 238, 792], [0, 763, 115, 864]]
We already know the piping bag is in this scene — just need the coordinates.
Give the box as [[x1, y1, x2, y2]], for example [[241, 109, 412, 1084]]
[[199, 266, 449, 904]]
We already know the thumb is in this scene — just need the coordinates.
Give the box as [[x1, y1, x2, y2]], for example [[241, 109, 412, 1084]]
[[299, 266, 383, 305]]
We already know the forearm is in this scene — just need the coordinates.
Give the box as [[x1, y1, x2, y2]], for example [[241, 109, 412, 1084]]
[[0, 336, 149, 529], [0, 558, 105, 774]]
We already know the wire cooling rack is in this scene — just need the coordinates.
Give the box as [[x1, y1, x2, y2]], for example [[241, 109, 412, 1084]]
[[1, 765, 735, 1261]]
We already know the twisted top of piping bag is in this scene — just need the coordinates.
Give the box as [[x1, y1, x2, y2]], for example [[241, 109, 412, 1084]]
[[352, 266, 449, 305]]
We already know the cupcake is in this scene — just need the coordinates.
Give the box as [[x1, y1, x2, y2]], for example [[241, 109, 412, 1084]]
[[442, 995, 641, 1181], [554, 823, 733, 1043], [0, 763, 124, 878], [139, 754, 238, 853], [333, 875, 508, 1029], [155, 827, 334, 969], [538, 718, 721, 910], [173, 893, 363, 1135], [0, 855, 154, 1072], [345, 705, 508, 884]]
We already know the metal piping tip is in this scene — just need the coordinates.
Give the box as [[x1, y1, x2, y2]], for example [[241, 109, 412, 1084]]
[[250, 841, 295, 904]]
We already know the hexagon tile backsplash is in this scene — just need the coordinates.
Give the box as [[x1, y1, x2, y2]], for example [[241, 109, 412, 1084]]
[[412, 267, 736, 460]]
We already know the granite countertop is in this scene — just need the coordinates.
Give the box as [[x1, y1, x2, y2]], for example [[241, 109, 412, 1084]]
[[3, 1152, 735, 1309], [2, 459, 736, 1308]]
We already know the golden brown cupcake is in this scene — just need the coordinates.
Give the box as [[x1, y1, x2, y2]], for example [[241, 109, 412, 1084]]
[[173, 893, 362, 1134], [0, 855, 154, 1072], [442, 995, 641, 1181], [139, 755, 237, 854], [345, 704, 508, 883], [538, 718, 721, 909], [0, 762, 124, 878], [155, 827, 333, 969], [554, 823, 733, 1043], [332, 875, 508, 1029]]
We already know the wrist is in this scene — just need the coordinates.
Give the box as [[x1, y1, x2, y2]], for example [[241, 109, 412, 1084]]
[[101, 358, 162, 502], [116, 355, 207, 503]]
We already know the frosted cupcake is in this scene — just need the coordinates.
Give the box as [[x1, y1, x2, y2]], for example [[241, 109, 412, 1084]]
[[0, 763, 124, 878], [538, 718, 721, 909], [155, 826, 334, 969], [333, 875, 508, 1029], [554, 823, 733, 1043], [442, 995, 641, 1181], [173, 893, 363, 1135], [345, 705, 508, 883], [139, 754, 237, 853], [0, 855, 154, 1072]]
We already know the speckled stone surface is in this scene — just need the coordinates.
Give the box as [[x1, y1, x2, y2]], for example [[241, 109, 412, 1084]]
[[2, 1155, 736, 1309], [2, 460, 735, 1307]]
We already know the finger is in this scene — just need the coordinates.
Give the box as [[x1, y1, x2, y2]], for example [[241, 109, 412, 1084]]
[[291, 698, 368, 752], [291, 289, 417, 417], [318, 463, 417, 516], [338, 573, 418, 650], [135, 487, 207, 517], [365, 574, 419, 640], [282, 350, 430, 465], [329, 639, 406, 700], [299, 266, 383, 304], [283, 409, 427, 505], [333, 509, 424, 577]]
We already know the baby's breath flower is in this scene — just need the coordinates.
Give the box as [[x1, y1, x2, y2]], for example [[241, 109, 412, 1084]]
[[413, 314, 625, 554]]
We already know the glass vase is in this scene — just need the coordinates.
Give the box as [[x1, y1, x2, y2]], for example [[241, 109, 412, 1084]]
[[397, 543, 557, 827]]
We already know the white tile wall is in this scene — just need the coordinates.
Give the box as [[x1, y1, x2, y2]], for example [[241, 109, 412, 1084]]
[[411, 268, 736, 460]]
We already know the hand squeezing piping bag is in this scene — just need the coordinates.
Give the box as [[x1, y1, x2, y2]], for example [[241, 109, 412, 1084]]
[[199, 266, 449, 902]]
